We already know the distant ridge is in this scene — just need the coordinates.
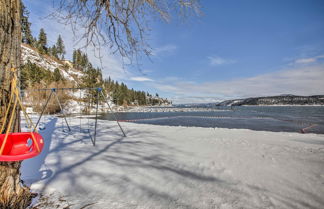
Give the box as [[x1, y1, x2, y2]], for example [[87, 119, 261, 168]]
[[216, 95, 324, 106]]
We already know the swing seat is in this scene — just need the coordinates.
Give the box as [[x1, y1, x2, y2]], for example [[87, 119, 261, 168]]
[[0, 132, 44, 161]]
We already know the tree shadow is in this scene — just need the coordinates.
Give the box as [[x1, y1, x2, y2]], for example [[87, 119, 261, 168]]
[[30, 120, 255, 208], [21, 118, 58, 185], [23, 119, 324, 208]]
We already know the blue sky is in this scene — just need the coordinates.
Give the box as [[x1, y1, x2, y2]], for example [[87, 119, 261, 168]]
[[24, 0, 324, 103]]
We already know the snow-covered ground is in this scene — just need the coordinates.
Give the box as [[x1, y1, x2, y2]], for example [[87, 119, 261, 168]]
[[21, 116, 324, 209]]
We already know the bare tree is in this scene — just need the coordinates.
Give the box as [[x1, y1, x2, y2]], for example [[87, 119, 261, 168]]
[[0, 0, 198, 208], [53, 0, 199, 62]]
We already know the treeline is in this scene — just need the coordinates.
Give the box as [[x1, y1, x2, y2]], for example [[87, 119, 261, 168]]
[[217, 95, 324, 106], [73, 49, 170, 106], [103, 77, 168, 106], [20, 2, 171, 107]]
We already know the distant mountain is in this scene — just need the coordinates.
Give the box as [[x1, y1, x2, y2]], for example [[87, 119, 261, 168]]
[[216, 95, 324, 106], [174, 103, 217, 108]]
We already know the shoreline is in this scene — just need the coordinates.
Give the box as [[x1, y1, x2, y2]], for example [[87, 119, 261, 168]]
[[118, 120, 324, 136], [121, 105, 324, 113], [40, 113, 323, 135], [124, 106, 228, 112], [29, 104, 324, 135], [240, 104, 324, 107]]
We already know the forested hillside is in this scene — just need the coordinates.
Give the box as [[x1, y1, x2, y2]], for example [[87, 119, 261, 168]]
[[216, 95, 324, 106], [20, 2, 171, 109]]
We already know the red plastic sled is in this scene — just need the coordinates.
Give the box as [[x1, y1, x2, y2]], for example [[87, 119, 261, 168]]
[[0, 132, 44, 161]]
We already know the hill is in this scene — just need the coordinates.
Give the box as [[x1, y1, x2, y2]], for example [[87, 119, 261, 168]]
[[21, 44, 171, 112], [216, 95, 324, 106], [21, 44, 83, 84]]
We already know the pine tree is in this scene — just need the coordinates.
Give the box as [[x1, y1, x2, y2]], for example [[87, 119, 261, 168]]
[[38, 28, 47, 54], [72, 49, 77, 64], [56, 35, 66, 60], [53, 68, 62, 82], [81, 53, 90, 69], [73, 49, 91, 71], [20, 1, 34, 45], [50, 45, 59, 59]]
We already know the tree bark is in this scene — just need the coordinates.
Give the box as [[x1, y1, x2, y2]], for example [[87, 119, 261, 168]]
[[0, 0, 32, 208]]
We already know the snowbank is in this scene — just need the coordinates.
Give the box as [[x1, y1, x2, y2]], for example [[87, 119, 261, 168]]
[[21, 116, 324, 208]]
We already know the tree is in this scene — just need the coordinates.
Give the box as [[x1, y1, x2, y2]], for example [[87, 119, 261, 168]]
[[37, 28, 47, 54], [53, 68, 62, 82], [56, 35, 65, 60], [72, 49, 91, 71], [20, 1, 34, 45], [50, 45, 59, 59], [55, 0, 199, 61], [0, 0, 34, 208], [0, 0, 198, 208]]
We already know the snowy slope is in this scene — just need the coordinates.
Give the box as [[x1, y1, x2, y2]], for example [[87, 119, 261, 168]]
[[21, 44, 83, 83]]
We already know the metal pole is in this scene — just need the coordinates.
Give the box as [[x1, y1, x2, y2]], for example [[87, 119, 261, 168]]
[[87, 92, 91, 132], [93, 89, 100, 146], [79, 90, 82, 133], [100, 90, 126, 137], [33, 90, 53, 132], [53, 90, 71, 132]]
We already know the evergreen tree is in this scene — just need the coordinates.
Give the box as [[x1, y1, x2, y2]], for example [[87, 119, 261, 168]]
[[20, 61, 53, 87], [56, 35, 66, 60], [72, 49, 91, 71], [72, 49, 77, 64], [53, 68, 62, 82], [49, 45, 59, 59], [38, 28, 47, 54], [20, 1, 34, 45]]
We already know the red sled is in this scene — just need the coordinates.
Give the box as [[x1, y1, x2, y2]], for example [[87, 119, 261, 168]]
[[0, 132, 44, 161]]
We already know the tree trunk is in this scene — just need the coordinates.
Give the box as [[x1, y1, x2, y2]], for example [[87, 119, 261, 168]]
[[0, 0, 33, 208]]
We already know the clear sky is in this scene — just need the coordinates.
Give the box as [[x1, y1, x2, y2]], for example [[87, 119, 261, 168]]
[[24, 0, 324, 103]]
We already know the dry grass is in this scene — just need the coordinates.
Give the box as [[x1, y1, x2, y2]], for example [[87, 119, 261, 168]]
[[24, 81, 74, 114]]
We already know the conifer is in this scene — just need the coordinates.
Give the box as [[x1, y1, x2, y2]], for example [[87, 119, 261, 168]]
[[38, 28, 47, 54]]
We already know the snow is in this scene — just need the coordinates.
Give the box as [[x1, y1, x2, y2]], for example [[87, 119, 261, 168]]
[[63, 99, 116, 114], [21, 44, 83, 82], [21, 116, 324, 209], [21, 45, 62, 73]]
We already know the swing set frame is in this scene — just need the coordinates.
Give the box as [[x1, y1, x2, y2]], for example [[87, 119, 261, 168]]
[[24, 87, 126, 146]]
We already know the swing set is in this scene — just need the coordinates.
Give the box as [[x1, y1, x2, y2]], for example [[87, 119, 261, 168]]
[[0, 69, 126, 162], [32, 87, 126, 145]]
